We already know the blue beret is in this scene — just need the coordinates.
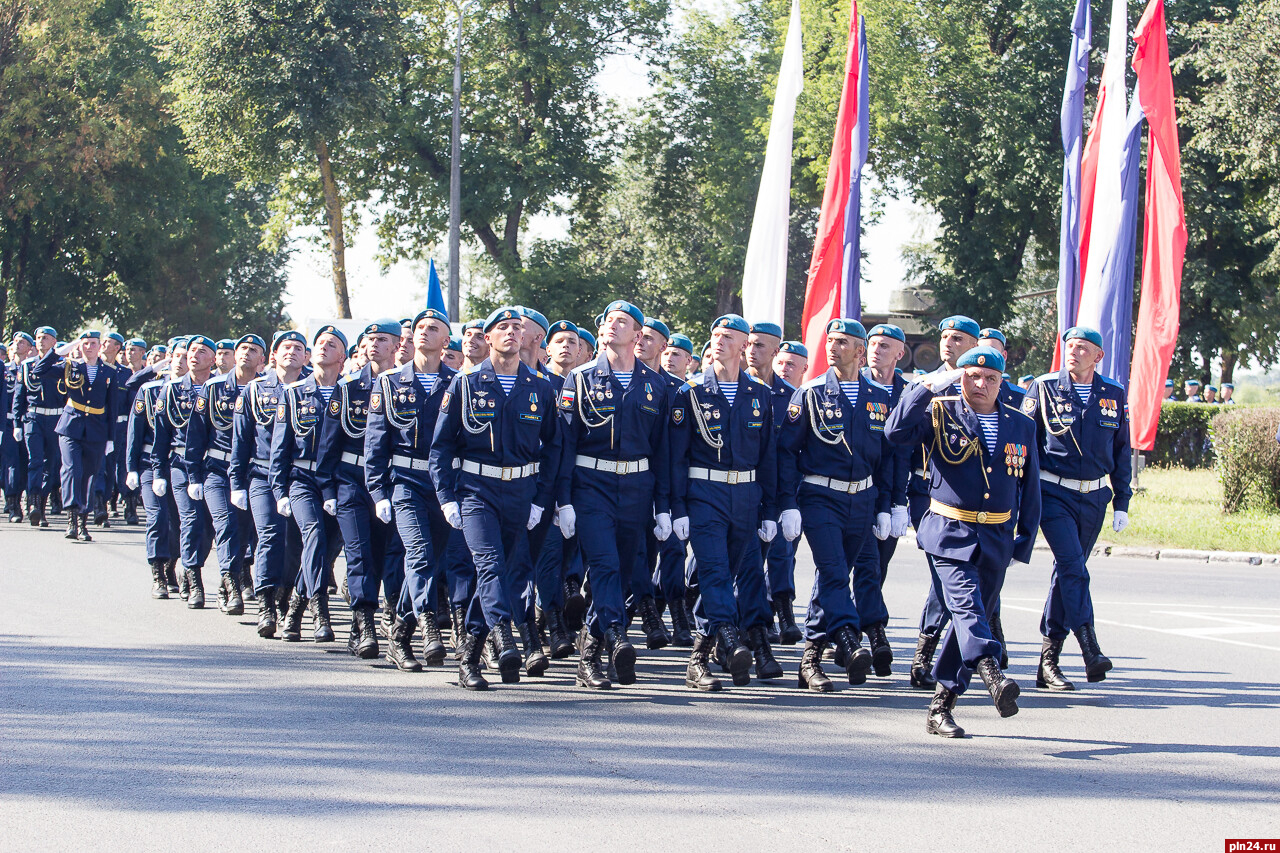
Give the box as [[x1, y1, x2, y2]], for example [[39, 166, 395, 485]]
[[463, 319, 485, 332], [34, 326, 56, 338], [1207, 385, 1218, 392], [105, 332, 126, 345], [576, 329, 597, 350], [594, 312, 606, 327], [313, 324, 348, 350], [1165, 379, 1174, 387], [602, 300, 645, 329], [826, 318, 868, 340], [711, 314, 750, 334], [1062, 326, 1103, 348], [186, 335, 216, 352], [14, 332, 34, 345], [413, 308, 450, 329], [1186, 379, 1201, 387], [867, 324, 905, 343], [518, 306, 550, 334], [667, 333, 694, 355], [348, 344, 359, 357], [273, 330, 307, 352], [399, 318, 412, 327], [547, 320, 578, 339], [1020, 375, 1035, 383], [938, 316, 981, 337], [1223, 383, 1234, 390], [484, 306, 524, 333], [956, 346, 1005, 373], [1002, 373, 1011, 380], [750, 321, 783, 339], [362, 319, 402, 337], [700, 341, 712, 357], [79, 330, 102, 340], [236, 334, 266, 352], [979, 327, 1007, 346], [779, 340, 809, 358], [214, 338, 234, 351], [644, 317, 672, 340], [447, 336, 463, 353], [169, 336, 189, 351], [151, 345, 167, 356]]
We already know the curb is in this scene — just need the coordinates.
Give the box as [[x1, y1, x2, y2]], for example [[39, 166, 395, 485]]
[[1032, 541, 1276, 565]]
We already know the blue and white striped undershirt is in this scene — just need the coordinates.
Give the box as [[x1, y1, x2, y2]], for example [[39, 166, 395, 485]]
[[839, 381, 859, 407], [616, 372, 632, 391], [496, 374, 517, 394], [721, 383, 737, 406], [86, 364, 98, 384], [416, 372, 438, 396], [975, 411, 1000, 454], [1074, 383, 1092, 406], [318, 386, 334, 405]]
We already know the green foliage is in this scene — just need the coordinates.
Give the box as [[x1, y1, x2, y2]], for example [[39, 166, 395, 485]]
[[1150, 401, 1217, 468], [1212, 406, 1280, 512]]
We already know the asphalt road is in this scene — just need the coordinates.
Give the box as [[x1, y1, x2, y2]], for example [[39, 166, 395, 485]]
[[2, 517, 1277, 852]]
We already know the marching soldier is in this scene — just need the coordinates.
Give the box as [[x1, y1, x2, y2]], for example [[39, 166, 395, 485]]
[[1023, 326, 1127, 689], [90, 331, 127, 526], [778, 319, 894, 692], [53, 332, 117, 541], [125, 357, 177, 596], [885, 346, 1040, 738], [774, 341, 808, 388], [669, 314, 779, 691], [117, 338, 148, 526], [652, 333, 696, 645], [3, 335, 30, 522], [12, 326, 65, 527]]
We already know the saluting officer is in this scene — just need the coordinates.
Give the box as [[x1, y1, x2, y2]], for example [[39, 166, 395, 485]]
[[429, 306, 562, 690], [54, 331, 117, 541], [778, 319, 894, 692], [1023, 326, 1128, 689], [12, 326, 65, 527], [269, 325, 348, 644], [125, 358, 176, 597], [556, 300, 670, 689], [885, 346, 1040, 738], [669, 314, 779, 691], [230, 331, 307, 638], [652, 332, 696, 645]]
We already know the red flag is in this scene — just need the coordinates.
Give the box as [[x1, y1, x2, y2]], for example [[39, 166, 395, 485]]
[[1128, 0, 1185, 451], [800, 1, 859, 380]]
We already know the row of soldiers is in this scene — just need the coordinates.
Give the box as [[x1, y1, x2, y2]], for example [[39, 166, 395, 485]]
[[3, 305, 1130, 737]]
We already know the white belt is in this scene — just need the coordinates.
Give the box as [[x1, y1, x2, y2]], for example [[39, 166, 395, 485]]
[[207, 448, 230, 462], [576, 454, 650, 475], [170, 443, 185, 452], [392, 454, 431, 471], [460, 459, 539, 481], [689, 466, 755, 485], [913, 468, 927, 478], [33, 407, 61, 416], [1041, 472, 1109, 494], [116, 415, 128, 424], [252, 457, 269, 469], [804, 473, 874, 494], [143, 443, 154, 455], [293, 458, 317, 472], [341, 451, 364, 466]]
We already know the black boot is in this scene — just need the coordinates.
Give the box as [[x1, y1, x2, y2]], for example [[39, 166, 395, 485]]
[[240, 566, 255, 600], [976, 655, 1020, 717], [716, 624, 752, 686], [865, 622, 894, 677], [349, 604, 380, 659], [492, 619, 522, 683], [256, 587, 278, 637], [798, 640, 833, 692], [381, 598, 395, 640], [746, 625, 784, 680], [668, 596, 694, 647], [450, 604, 468, 653], [281, 591, 306, 642], [149, 559, 169, 600], [216, 575, 230, 612], [685, 632, 722, 691], [1037, 636, 1075, 690], [65, 511, 79, 540], [50, 488, 62, 515], [545, 606, 575, 659], [387, 616, 422, 671], [576, 627, 611, 689], [93, 494, 109, 527], [562, 577, 585, 631], [177, 562, 190, 600], [186, 566, 205, 609], [456, 631, 488, 690], [26, 495, 40, 527], [34, 495, 49, 527], [833, 625, 872, 685], [773, 596, 803, 645], [926, 685, 965, 737], [518, 620, 551, 677], [164, 560, 180, 595], [910, 630, 940, 689], [637, 595, 671, 650], [1074, 623, 1113, 682], [224, 573, 244, 616], [604, 624, 636, 685], [990, 608, 1009, 669], [417, 611, 447, 666], [76, 511, 93, 541], [7, 495, 22, 523], [123, 494, 139, 525], [310, 591, 335, 642]]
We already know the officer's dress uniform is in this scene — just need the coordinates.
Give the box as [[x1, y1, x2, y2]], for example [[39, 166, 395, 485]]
[[1024, 369, 1129, 685], [756, 372, 800, 644], [669, 369, 777, 689], [268, 374, 339, 643], [1, 360, 27, 520], [187, 372, 250, 614], [856, 368, 910, 592], [126, 367, 174, 594], [779, 369, 894, 689], [95, 360, 134, 523], [153, 373, 214, 606], [12, 348, 66, 522], [557, 355, 670, 687], [429, 358, 562, 686], [885, 379, 1040, 733], [650, 366, 694, 644], [54, 356, 116, 539], [362, 361, 456, 670], [531, 366, 579, 655]]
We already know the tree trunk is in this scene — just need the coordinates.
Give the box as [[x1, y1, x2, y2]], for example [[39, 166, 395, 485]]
[[1220, 350, 1237, 385], [315, 138, 352, 319]]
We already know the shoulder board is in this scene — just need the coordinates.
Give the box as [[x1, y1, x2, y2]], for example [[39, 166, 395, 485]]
[[571, 360, 596, 376], [678, 381, 694, 394], [748, 374, 767, 386], [1001, 401, 1033, 419], [141, 379, 164, 390], [932, 395, 962, 403], [286, 379, 307, 389], [1035, 372, 1058, 383], [338, 373, 360, 386], [1097, 374, 1122, 390], [800, 377, 826, 390]]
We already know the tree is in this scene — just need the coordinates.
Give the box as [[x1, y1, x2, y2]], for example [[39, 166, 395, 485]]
[[144, 0, 401, 317]]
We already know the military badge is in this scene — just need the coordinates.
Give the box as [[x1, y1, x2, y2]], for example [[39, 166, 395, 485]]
[[135, 399, 145, 413], [235, 397, 244, 413], [276, 404, 286, 420], [330, 399, 340, 415], [559, 387, 575, 410], [371, 393, 382, 412], [439, 391, 450, 412], [672, 408, 684, 425], [196, 397, 206, 412], [788, 403, 801, 422], [1022, 395, 1036, 415]]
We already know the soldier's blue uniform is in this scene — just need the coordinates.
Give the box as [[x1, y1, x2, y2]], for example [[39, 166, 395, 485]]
[[855, 363, 910, 597], [153, 361, 214, 604], [12, 332, 66, 522], [2, 350, 27, 520], [756, 369, 799, 635], [55, 335, 117, 536], [126, 366, 174, 593]]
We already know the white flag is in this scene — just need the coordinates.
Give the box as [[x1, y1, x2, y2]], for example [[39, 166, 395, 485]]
[[741, 0, 804, 327]]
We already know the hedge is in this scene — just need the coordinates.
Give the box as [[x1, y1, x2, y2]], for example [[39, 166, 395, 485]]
[[1149, 402, 1216, 468], [1211, 407, 1280, 513]]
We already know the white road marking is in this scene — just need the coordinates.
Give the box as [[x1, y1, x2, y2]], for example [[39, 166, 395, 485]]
[[1000, 603, 1280, 652]]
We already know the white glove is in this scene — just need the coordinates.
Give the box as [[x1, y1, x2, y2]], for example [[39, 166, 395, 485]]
[[673, 516, 690, 541], [653, 512, 672, 542], [375, 499, 393, 524], [442, 500, 463, 530], [925, 367, 965, 393], [323, 498, 337, 516], [557, 504, 576, 538], [276, 496, 292, 517], [890, 504, 910, 538], [187, 482, 203, 501], [14, 427, 23, 442], [527, 504, 544, 530], [873, 511, 892, 540], [152, 477, 168, 497], [779, 508, 802, 541], [105, 441, 114, 455], [758, 519, 778, 543], [231, 490, 249, 511], [1112, 509, 1128, 533], [125, 471, 140, 492]]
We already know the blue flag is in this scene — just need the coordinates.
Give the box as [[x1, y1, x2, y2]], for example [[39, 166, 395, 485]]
[[1096, 88, 1145, 387], [1056, 0, 1091, 343], [839, 16, 869, 321], [427, 259, 447, 317]]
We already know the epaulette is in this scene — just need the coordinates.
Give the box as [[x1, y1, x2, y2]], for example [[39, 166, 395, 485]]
[[141, 379, 164, 391], [748, 374, 767, 386], [800, 376, 825, 390], [1001, 400, 1033, 419], [338, 372, 360, 386], [1035, 371, 1057, 383], [286, 379, 308, 389]]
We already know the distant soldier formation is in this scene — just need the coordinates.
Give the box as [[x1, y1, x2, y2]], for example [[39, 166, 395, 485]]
[[3, 309, 1132, 737]]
